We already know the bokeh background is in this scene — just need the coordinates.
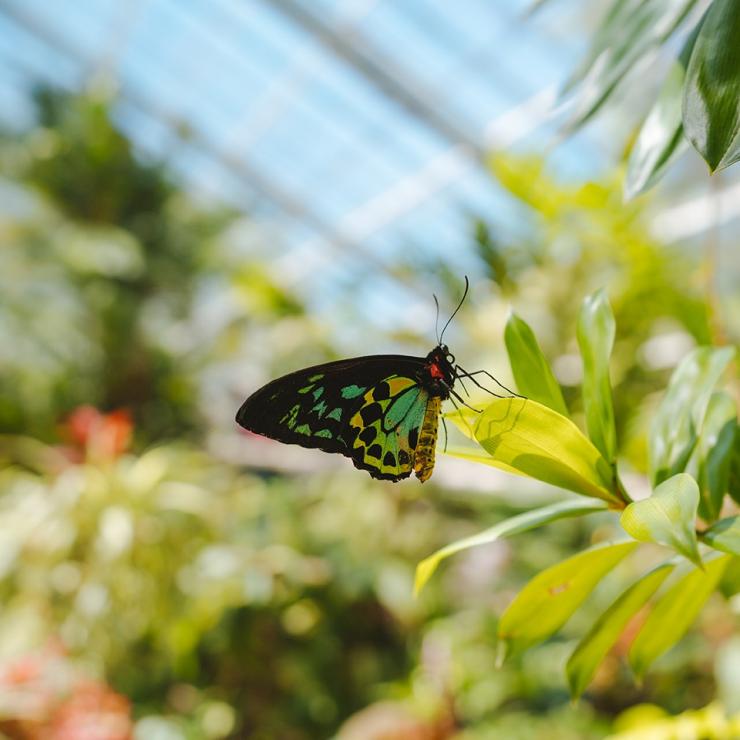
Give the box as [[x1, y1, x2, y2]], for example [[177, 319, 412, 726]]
[[0, 0, 738, 738]]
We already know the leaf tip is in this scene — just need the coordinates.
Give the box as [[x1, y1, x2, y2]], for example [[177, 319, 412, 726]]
[[413, 556, 436, 597]]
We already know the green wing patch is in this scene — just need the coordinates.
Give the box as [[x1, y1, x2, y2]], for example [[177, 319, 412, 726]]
[[349, 375, 429, 479]]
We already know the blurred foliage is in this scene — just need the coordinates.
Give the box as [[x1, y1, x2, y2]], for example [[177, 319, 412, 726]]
[[0, 87, 306, 444], [0, 87, 738, 739], [541, 0, 740, 193]]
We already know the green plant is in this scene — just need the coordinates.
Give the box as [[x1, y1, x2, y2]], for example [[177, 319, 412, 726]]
[[547, 0, 740, 196], [417, 289, 738, 698]]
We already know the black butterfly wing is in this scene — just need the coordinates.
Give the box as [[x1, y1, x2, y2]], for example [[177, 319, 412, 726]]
[[236, 355, 432, 481]]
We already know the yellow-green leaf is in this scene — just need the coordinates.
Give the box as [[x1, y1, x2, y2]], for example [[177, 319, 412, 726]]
[[566, 563, 674, 698], [498, 541, 637, 655], [453, 397, 619, 505], [504, 312, 568, 417], [415, 498, 608, 596], [629, 555, 730, 677], [577, 289, 617, 463], [620, 473, 702, 567]]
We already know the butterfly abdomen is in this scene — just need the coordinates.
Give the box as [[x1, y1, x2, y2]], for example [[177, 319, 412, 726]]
[[413, 395, 441, 482]]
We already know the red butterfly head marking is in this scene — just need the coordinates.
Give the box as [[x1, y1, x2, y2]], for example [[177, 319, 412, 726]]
[[423, 345, 456, 393]]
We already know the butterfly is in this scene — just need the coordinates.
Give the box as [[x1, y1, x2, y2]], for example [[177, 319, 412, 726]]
[[235, 279, 510, 482]]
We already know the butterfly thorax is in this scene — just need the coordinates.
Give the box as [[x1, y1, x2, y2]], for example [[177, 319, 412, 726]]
[[418, 345, 456, 399]]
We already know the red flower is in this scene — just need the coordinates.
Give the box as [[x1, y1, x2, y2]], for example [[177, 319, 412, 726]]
[[63, 407, 132, 461]]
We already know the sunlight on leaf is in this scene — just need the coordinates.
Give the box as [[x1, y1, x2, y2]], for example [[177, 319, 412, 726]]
[[562, 0, 698, 130], [624, 24, 698, 199], [414, 498, 608, 596], [499, 541, 637, 656], [577, 289, 617, 463], [629, 555, 730, 677], [620, 473, 701, 567], [504, 312, 568, 417], [567, 562, 674, 698], [450, 398, 620, 505]]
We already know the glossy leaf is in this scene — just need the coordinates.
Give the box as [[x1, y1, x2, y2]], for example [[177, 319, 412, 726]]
[[577, 289, 617, 463], [649, 347, 735, 486], [689, 391, 738, 522], [414, 498, 608, 596], [504, 312, 568, 417], [683, 0, 740, 171], [729, 429, 740, 506], [629, 555, 730, 677], [498, 541, 637, 655], [624, 25, 698, 199], [567, 563, 674, 698], [562, 0, 698, 130], [450, 398, 620, 505], [620, 473, 701, 567], [703, 517, 740, 556]]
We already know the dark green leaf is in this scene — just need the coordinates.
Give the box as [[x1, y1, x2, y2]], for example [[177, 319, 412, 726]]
[[649, 347, 735, 486], [683, 0, 740, 171], [729, 427, 740, 505], [504, 312, 568, 417], [689, 391, 737, 522], [577, 289, 617, 463]]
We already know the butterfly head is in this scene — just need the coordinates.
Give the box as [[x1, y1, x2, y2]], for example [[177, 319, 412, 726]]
[[423, 344, 456, 395]]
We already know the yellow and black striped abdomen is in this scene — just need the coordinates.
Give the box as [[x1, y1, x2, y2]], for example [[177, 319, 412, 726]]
[[413, 395, 441, 482]]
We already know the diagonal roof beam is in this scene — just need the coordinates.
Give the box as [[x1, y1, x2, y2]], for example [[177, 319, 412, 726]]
[[0, 0, 419, 289], [263, 0, 488, 162]]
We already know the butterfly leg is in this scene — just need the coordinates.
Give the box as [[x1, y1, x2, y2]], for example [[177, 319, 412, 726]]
[[441, 414, 449, 453], [446, 392, 476, 437], [455, 366, 522, 398], [455, 371, 473, 398], [449, 387, 481, 413]]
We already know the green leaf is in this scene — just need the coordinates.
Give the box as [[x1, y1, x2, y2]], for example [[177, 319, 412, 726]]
[[414, 499, 608, 596], [629, 555, 730, 677], [577, 289, 617, 463], [562, 0, 699, 130], [504, 312, 568, 417], [683, 0, 740, 171], [729, 428, 740, 506], [498, 541, 637, 655], [718, 556, 740, 598], [620, 473, 701, 566], [624, 23, 700, 199], [649, 347, 735, 486], [566, 563, 674, 698], [689, 391, 737, 522], [451, 398, 621, 505], [703, 517, 740, 556]]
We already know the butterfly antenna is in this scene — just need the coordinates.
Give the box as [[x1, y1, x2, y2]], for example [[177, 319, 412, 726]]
[[433, 293, 442, 345], [439, 276, 469, 344]]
